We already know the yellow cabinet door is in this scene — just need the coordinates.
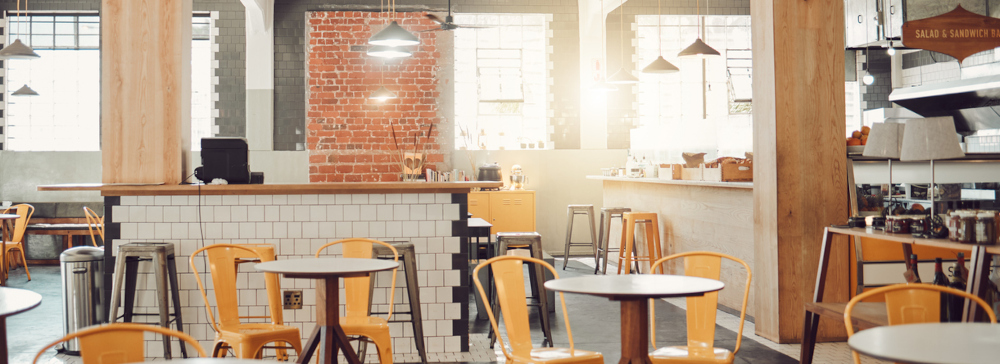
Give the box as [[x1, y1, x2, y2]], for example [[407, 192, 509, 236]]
[[490, 191, 535, 233], [467, 192, 491, 222]]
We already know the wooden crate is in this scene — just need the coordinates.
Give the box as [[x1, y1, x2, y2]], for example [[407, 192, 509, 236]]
[[704, 163, 753, 182], [658, 164, 682, 180]]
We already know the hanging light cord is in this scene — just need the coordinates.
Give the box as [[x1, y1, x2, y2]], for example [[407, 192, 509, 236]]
[[619, 0, 625, 67], [13, 0, 22, 43]]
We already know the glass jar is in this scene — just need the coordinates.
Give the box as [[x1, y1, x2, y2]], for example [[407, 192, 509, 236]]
[[948, 212, 961, 241], [910, 215, 929, 235], [975, 212, 996, 245], [887, 216, 911, 234], [958, 211, 978, 244]]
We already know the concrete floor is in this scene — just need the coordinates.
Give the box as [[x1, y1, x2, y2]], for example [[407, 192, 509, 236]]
[[4, 259, 873, 363]]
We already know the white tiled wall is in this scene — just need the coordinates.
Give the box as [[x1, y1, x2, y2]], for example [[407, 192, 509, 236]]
[[107, 193, 466, 361]]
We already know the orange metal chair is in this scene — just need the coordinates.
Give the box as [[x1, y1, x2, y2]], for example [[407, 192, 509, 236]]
[[83, 206, 104, 247], [315, 238, 399, 364], [2, 203, 34, 281], [473, 255, 604, 364], [648, 252, 752, 364], [844, 283, 997, 364], [618, 212, 663, 274], [32, 322, 206, 364], [190, 244, 303, 360]]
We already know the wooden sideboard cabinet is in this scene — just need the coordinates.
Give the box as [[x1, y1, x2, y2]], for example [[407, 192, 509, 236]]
[[468, 190, 536, 234]]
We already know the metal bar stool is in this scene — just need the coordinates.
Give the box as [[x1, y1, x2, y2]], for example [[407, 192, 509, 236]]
[[108, 242, 188, 359], [562, 205, 599, 270], [492, 232, 554, 348], [617, 212, 664, 275], [371, 242, 427, 364], [596, 207, 631, 274]]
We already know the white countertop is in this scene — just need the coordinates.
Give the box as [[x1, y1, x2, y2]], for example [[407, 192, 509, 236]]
[[586, 176, 753, 189]]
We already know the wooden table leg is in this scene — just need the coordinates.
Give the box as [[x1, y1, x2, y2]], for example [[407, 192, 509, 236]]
[[312, 276, 361, 364], [0, 222, 8, 286], [1, 317, 8, 364], [619, 299, 652, 364], [800, 228, 838, 364]]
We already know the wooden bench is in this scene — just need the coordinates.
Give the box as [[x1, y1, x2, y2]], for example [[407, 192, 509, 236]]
[[24, 218, 100, 264]]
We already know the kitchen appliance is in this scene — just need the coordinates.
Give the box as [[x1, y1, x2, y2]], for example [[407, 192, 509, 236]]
[[477, 162, 502, 191], [194, 138, 264, 184], [509, 164, 528, 190], [890, 75, 1000, 135]]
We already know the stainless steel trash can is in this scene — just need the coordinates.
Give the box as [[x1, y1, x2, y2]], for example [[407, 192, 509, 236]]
[[60, 246, 105, 354]]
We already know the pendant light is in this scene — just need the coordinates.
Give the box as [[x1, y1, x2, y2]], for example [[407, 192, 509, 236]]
[[367, 45, 412, 58], [0, 0, 40, 59], [11, 84, 38, 96], [589, 0, 617, 91], [641, 0, 678, 73], [678, 0, 719, 57], [369, 60, 397, 101], [368, 0, 419, 47], [607, 0, 638, 84]]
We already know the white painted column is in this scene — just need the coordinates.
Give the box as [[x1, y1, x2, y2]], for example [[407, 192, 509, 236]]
[[241, 0, 274, 151], [578, 0, 614, 150]]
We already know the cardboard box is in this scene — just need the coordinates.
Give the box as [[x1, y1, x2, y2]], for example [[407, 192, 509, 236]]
[[703, 163, 754, 182], [658, 164, 682, 180]]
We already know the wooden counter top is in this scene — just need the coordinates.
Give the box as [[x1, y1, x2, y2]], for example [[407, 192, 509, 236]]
[[586, 175, 753, 189], [38, 181, 503, 196]]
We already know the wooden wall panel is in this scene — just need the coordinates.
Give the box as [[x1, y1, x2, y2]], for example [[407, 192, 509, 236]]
[[602, 181, 755, 318], [101, 0, 191, 184], [752, 0, 850, 343]]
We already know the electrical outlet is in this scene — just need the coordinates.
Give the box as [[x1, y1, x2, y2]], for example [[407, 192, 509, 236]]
[[283, 290, 303, 309]]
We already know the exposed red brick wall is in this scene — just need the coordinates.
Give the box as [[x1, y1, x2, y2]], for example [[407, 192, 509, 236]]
[[306, 11, 442, 182]]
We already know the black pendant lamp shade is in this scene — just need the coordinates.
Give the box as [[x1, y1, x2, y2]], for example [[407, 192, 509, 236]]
[[11, 84, 38, 96], [0, 38, 39, 59]]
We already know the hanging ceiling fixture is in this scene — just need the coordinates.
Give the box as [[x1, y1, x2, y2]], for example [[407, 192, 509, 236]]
[[0, 0, 40, 59], [368, 0, 419, 47], [367, 45, 412, 58], [607, 0, 638, 84], [642, 0, 678, 73], [589, 0, 616, 91], [11, 84, 38, 96], [678, 0, 719, 57], [862, 48, 874, 85], [368, 85, 397, 101]]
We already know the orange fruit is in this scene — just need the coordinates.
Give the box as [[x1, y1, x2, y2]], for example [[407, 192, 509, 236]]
[[861, 126, 871, 135], [861, 138, 867, 145], [852, 131, 863, 139], [847, 138, 862, 146]]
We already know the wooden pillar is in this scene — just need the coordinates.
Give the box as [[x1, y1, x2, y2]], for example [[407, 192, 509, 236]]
[[101, 0, 191, 184], [751, 0, 851, 343]]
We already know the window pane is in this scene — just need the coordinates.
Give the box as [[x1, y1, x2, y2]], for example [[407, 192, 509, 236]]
[[31, 21, 54, 34], [79, 35, 99, 48], [54, 22, 75, 34], [79, 22, 99, 34], [54, 35, 74, 47], [30, 34, 53, 47]]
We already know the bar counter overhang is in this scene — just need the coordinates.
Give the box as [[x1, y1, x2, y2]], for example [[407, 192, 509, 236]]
[[39, 181, 501, 360]]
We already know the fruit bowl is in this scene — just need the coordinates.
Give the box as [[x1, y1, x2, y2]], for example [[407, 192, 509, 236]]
[[847, 145, 865, 155]]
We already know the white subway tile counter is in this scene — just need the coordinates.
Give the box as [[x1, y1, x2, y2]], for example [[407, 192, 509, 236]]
[[60, 182, 502, 362]]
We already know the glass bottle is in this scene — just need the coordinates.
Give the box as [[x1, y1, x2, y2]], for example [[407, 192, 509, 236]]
[[949, 252, 969, 321], [932, 258, 952, 321], [904, 254, 921, 283]]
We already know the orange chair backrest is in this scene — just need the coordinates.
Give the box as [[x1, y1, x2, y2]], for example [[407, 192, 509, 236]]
[[315, 238, 398, 319], [232, 243, 284, 325], [83, 206, 104, 247], [844, 283, 997, 364], [3, 204, 34, 243], [32, 322, 206, 364], [651, 252, 752, 359], [473, 255, 576, 362], [190, 244, 265, 329]]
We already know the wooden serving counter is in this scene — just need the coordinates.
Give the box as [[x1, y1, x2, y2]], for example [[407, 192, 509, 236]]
[[38, 181, 502, 195]]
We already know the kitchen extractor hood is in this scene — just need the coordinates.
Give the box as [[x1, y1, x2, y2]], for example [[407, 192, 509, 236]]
[[889, 75, 1000, 135]]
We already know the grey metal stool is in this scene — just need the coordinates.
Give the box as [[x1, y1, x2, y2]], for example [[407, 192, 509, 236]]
[[562, 205, 598, 270], [108, 242, 187, 358], [491, 232, 554, 348], [596, 207, 631, 274], [371, 242, 427, 364]]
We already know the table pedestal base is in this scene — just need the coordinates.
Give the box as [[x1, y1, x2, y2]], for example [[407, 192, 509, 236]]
[[296, 277, 361, 364], [619, 299, 652, 364]]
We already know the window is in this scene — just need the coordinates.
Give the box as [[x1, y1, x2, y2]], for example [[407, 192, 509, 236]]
[[5, 14, 100, 151], [632, 15, 753, 162], [4, 14, 215, 151], [191, 15, 213, 151], [453, 14, 549, 150]]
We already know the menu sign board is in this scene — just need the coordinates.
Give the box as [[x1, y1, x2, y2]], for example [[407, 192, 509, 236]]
[[901, 5, 1000, 63]]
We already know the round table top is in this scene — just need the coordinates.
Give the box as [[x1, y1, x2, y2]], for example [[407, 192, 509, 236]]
[[0, 287, 42, 317], [848, 322, 1000, 364], [255, 257, 398, 278], [544, 274, 725, 300], [0, 214, 19, 220]]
